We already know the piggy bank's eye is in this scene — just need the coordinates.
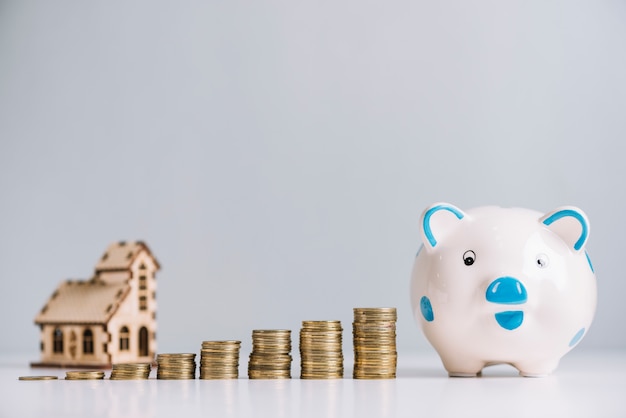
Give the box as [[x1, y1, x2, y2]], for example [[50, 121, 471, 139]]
[[463, 250, 476, 266], [536, 253, 549, 268]]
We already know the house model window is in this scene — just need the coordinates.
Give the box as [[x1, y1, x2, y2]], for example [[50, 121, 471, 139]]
[[33, 241, 160, 368], [119, 326, 130, 351], [53, 328, 63, 354], [83, 329, 94, 354]]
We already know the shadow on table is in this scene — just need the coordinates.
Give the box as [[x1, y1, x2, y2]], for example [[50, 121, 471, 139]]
[[399, 363, 524, 379]]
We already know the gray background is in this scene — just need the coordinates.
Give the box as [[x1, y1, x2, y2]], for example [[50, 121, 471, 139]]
[[1, 1, 625, 359]]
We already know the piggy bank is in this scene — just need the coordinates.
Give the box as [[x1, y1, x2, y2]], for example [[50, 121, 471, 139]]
[[410, 203, 597, 377]]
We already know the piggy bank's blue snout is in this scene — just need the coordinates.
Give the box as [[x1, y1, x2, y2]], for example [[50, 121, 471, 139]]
[[486, 277, 527, 305]]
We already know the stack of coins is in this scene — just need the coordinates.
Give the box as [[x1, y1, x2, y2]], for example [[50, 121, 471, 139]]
[[248, 330, 292, 379], [156, 353, 196, 379], [199, 341, 241, 379], [65, 370, 106, 380], [299, 320, 344, 379], [353, 307, 397, 379], [110, 363, 152, 380]]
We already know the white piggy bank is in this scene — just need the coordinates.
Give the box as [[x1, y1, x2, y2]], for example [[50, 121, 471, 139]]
[[410, 203, 597, 377]]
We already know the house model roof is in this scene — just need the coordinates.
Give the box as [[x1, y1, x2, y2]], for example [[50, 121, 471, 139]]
[[35, 279, 129, 325], [95, 241, 160, 272], [35, 240, 159, 325]]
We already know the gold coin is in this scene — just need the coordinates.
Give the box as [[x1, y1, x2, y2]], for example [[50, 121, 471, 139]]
[[201, 347, 241, 351], [252, 329, 291, 334], [353, 307, 396, 312], [65, 371, 105, 380], [113, 363, 152, 369], [157, 353, 196, 359], [65, 371, 105, 375], [19, 376, 58, 381], [302, 320, 342, 328], [353, 308, 397, 322]]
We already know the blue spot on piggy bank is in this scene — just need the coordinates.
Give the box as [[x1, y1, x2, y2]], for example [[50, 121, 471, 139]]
[[410, 203, 597, 377]]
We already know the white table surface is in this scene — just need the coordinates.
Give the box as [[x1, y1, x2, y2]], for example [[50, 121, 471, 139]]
[[2, 349, 625, 418]]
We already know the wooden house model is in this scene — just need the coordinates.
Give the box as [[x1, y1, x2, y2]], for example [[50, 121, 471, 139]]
[[33, 241, 159, 367]]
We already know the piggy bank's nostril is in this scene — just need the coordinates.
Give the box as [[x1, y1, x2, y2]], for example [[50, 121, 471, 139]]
[[486, 277, 527, 305]]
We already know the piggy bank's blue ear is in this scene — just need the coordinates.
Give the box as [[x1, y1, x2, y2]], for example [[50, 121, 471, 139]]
[[420, 203, 466, 249], [540, 206, 590, 252]]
